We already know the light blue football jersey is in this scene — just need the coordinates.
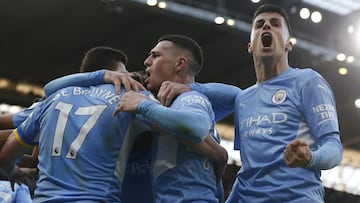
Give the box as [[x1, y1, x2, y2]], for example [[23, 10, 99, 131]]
[[42, 70, 155, 202], [15, 84, 136, 202], [150, 91, 219, 203], [227, 68, 340, 203], [0, 181, 32, 203], [121, 130, 154, 203], [12, 101, 42, 128]]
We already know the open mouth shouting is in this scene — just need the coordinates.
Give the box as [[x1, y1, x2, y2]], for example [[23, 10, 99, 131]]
[[261, 32, 272, 48]]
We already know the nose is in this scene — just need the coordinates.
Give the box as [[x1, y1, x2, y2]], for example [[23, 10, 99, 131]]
[[144, 55, 151, 67], [145, 65, 150, 73], [263, 22, 271, 30], [144, 58, 151, 74]]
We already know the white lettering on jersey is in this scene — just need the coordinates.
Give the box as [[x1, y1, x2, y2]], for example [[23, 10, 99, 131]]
[[240, 112, 287, 136], [180, 95, 210, 106], [312, 104, 337, 125], [242, 113, 287, 127], [52, 89, 69, 101], [72, 87, 121, 104]]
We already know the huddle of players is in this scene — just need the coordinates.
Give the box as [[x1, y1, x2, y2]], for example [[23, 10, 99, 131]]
[[0, 35, 227, 203]]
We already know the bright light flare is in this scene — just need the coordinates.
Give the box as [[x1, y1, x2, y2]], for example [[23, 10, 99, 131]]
[[226, 19, 235, 26], [337, 53, 346, 61], [214, 16, 225, 24], [0, 78, 10, 88], [346, 56, 354, 63], [311, 11, 322, 23], [355, 99, 360, 108], [147, 0, 157, 6], [299, 8, 310, 19], [338, 67, 348, 75], [158, 1, 166, 8]]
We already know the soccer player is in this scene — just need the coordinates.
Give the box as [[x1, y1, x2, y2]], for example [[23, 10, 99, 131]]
[[115, 34, 228, 202], [0, 46, 147, 202], [43, 56, 154, 203], [155, 4, 343, 203]]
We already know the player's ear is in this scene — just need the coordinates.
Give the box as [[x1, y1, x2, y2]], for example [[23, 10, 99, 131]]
[[175, 57, 186, 71], [247, 42, 253, 54], [285, 40, 293, 52]]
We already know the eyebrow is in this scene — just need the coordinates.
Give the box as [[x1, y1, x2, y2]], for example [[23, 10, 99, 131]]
[[255, 17, 282, 25], [270, 18, 282, 24], [148, 50, 160, 56]]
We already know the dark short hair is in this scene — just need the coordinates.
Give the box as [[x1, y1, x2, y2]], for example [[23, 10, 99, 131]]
[[131, 70, 147, 84], [158, 34, 203, 76], [80, 46, 128, 73], [252, 4, 291, 34]]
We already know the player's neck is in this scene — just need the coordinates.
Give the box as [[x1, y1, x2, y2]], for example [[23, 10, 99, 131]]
[[175, 73, 194, 85], [254, 56, 289, 82]]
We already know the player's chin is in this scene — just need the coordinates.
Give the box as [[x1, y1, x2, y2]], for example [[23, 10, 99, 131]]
[[146, 83, 157, 93]]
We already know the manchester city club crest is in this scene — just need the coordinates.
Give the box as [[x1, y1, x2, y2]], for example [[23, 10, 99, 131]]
[[272, 90, 286, 104]]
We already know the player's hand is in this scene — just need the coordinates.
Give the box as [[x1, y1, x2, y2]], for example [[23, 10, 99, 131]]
[[9, 166, 37, 191], [283, 139, 312, 168], [104, 70, 146, 94], [214, 160, 227, 185], [157, 81, 191, 106], [113, 91, 148, 115], [16, 154, 38, 168]]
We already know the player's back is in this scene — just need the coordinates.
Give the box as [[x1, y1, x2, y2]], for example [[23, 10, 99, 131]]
[[151, 91, 218, 203], [30, 84, 131, 202]]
